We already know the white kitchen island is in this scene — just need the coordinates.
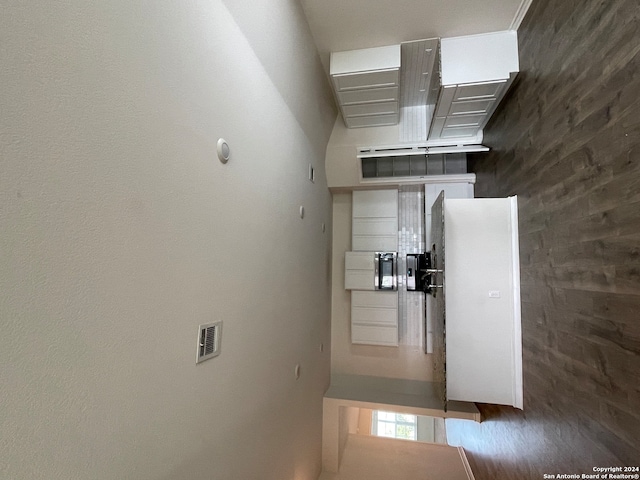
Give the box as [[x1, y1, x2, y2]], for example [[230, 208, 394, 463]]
[[431, 194, 523, 409]]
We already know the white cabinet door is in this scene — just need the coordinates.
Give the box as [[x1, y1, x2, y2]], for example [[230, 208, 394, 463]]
[[330, 45, 401, 129], [351, 291, 398, 346], [345, 252, 375, 290], [352, 190, 398, 252]]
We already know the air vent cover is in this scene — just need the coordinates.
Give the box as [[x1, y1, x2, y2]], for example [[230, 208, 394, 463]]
[[196, 321, 222, 364]]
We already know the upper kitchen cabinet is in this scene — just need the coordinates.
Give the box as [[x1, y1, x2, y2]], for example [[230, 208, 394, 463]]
[[429, 31, 519, 141], [330, 45, 401, 129], [352, 189, 398, 251]]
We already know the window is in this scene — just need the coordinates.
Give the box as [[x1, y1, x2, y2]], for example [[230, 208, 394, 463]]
[[371, 411, 417, 441]]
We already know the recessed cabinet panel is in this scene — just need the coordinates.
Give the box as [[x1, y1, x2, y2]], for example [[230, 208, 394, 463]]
[[430, 117, 446, 139], [453, 81, 506, 101], [352, 189, 398, 252], [330, 45, 401, 128], [352, 290, 398, 308], [351, 291, 399, 346], [448, 98, 496, 116], [352, 218, 397, 236], [345, 271, 375, 290], [352, 190, 398, 217], [338, 86, 399, 105], [345, 114, 399, 128], [343, 101, 398, 118], [443, 113, 486, 128], [440, 126, 480, 138], [352, 235, 397, 252], [351, 307, 398, 326], [435, 86, 457, 117], [351, 325, 398, 346], [345, 252, 375, 291], [333, 69, 400, 92], [345, 251, 374, 270]]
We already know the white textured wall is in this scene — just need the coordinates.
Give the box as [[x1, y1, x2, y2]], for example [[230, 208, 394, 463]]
[[0, 1, 336, 479], [318, 434, 471, 480]]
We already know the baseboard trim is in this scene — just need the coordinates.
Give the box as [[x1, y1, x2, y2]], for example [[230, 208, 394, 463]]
[[509, 0, 533, 30], [457, 446, 476, 480]]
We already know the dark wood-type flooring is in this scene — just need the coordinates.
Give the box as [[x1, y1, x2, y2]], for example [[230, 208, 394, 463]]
[[447, 0, 640, 478]]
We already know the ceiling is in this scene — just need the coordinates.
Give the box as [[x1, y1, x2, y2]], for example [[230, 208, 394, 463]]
[[299, 0, 531, 73]]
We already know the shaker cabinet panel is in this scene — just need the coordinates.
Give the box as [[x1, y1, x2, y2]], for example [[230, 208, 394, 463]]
[[345, 114, 399, 128], [345, 251, 374, 270], [448, 98, 496, 116], [351, 307, 398, 326], [352, 218, 398, 236], [352, 235, 397, 252], [351, 325, 398, 346], [338, 86, 399, 105], [351, 291, 399, 346], [453, 81, 506, 101], [443, 113, 486, 128], [352, 190, 398, 218], [345, 252, 375, 291], [352, 189, 398, 252], [333, 69, 399, 92], [330, 45, 401, 128], [343, 101, 398, 118], [352, 290, 398, 309], [440, 126, 480, 138], [345, 271, 375, 290]]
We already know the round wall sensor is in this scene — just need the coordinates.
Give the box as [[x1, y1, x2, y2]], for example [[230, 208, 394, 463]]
[[217, 138, 230, 164]]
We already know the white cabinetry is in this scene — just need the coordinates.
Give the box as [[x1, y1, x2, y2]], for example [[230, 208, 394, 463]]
[[424, 182, 474, 354], [429, 31, 519, 141], [351, 291, 398, 346], [344, 251, 375, 291], [330, 45, 401, 129], [352, 189, 398, 251]]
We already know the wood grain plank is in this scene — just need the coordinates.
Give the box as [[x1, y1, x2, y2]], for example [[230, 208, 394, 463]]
[[448, 0, 640, 477]]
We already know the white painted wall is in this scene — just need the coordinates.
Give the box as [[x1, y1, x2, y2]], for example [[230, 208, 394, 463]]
[[319, 434, 471, 480], [0, 1, 336, 479], [325, 118, 401, 189]]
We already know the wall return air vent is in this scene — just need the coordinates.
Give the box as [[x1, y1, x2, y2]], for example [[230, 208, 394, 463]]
[[196, 321, 222, 364]]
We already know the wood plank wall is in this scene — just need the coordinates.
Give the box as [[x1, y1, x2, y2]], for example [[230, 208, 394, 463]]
[[447, 0, 640, 477]]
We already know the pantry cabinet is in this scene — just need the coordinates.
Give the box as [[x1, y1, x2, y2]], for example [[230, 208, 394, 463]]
[[330, 45, 401, 129], [351, 189, 398, 251], [429, 31, 519, 141]]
